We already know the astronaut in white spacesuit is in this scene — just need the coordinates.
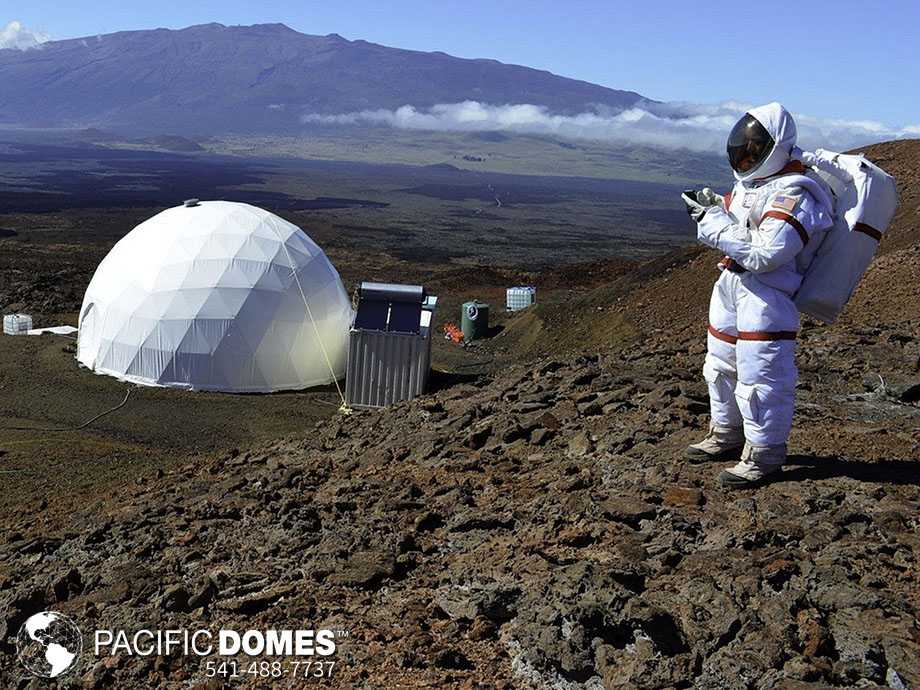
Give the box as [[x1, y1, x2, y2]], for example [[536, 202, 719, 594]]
[[681, 102, 835, 487]]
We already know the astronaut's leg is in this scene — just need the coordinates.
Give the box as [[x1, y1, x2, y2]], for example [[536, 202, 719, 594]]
[[719, 278, 799, 486], [685, 272, 744, 461]]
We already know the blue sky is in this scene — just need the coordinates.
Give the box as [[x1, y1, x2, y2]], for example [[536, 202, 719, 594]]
[[9, 0, 920, 127]]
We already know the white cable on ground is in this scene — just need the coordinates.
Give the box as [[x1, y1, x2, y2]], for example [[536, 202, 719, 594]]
[[0, 388, 132, 432]]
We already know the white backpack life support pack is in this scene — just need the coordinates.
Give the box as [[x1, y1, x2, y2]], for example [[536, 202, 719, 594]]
[[793, 148, 899, 324]]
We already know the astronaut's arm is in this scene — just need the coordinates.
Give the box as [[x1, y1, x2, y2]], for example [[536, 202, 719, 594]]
[[697, 206, 807, 273]]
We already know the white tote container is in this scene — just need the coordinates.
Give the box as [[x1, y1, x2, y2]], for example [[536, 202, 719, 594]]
[[3, 313, 32, 335], [506, 286, 536, 312]]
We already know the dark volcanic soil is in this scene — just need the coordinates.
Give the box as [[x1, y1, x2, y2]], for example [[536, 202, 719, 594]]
[[0, 141, 918, 689]]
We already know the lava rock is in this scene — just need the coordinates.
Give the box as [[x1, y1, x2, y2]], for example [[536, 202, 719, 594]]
[[663, 487, 705, 507], [326, 550, 397, 589], [161, 584, 190, 613], [600, 497, 657, 528], [566, 431, 594, 458]]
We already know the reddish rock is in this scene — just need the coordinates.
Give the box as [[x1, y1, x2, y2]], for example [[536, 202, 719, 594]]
[[663, 487, 705, 507]]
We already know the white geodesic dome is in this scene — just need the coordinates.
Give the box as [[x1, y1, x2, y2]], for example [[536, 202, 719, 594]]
[[76, 201, 353, 392]]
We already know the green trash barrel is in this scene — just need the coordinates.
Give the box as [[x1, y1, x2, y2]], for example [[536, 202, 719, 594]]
[[461, 300, 490, 341]]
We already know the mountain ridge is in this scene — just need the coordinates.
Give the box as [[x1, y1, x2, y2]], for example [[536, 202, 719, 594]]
[[0, 22, 648, 134]]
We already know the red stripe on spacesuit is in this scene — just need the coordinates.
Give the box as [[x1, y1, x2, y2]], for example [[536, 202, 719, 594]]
[[723, 191, 733, 210], [854, 222, 882, 241], [761, 210, 809, 246], [709, 324, 797, 343], [737, 330, 798, 341], [708, 324, 738, 344]]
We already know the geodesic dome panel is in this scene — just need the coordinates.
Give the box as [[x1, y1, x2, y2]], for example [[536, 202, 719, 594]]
[[76, 201, 353, 392]]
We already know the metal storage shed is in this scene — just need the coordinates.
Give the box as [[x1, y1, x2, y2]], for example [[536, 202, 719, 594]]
[[345, 282, 437, 408]]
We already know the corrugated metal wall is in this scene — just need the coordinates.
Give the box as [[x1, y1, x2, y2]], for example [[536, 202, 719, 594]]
[[345, 329, 432, 408]]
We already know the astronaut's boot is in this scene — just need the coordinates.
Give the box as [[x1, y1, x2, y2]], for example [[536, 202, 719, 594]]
[[718, 443, 786, 488], [684, 425, 745, 462]]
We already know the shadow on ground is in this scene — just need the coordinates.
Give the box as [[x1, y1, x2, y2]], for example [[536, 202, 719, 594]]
[[781, 454, 920, 486]]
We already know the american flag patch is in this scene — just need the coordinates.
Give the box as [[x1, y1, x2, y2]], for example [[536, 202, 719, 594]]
[[771, 195, 798, 212]]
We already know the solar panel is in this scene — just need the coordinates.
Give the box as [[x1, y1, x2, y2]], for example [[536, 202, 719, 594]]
[[354, 299, 389, 331], [388, 302, 422, 334], [353, 282, 432, 334]]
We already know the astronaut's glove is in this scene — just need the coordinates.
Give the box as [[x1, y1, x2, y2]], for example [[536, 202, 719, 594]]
[[681, 191, 709, 222], [697, 187, 724, 207]]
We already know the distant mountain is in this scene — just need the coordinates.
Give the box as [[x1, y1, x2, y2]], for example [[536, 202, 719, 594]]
[[0, 23, 648, 134]]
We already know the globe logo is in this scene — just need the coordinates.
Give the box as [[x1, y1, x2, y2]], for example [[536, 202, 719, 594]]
[[16, 611, 83, 678]]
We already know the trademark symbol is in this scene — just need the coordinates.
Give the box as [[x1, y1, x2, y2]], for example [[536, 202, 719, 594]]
[[335, 630, 349, 639]]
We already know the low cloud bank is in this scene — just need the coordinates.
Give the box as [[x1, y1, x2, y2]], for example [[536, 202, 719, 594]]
[[0, 20, 50, 50], [302, 100, 920, 153]]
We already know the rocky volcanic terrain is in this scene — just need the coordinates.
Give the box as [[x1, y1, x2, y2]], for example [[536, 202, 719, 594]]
[[1, 141, 919, 689]]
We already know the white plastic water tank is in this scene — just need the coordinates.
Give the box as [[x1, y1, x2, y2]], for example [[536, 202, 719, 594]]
[[506, 286, 536, 312], [3, 313, 32, 335]]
